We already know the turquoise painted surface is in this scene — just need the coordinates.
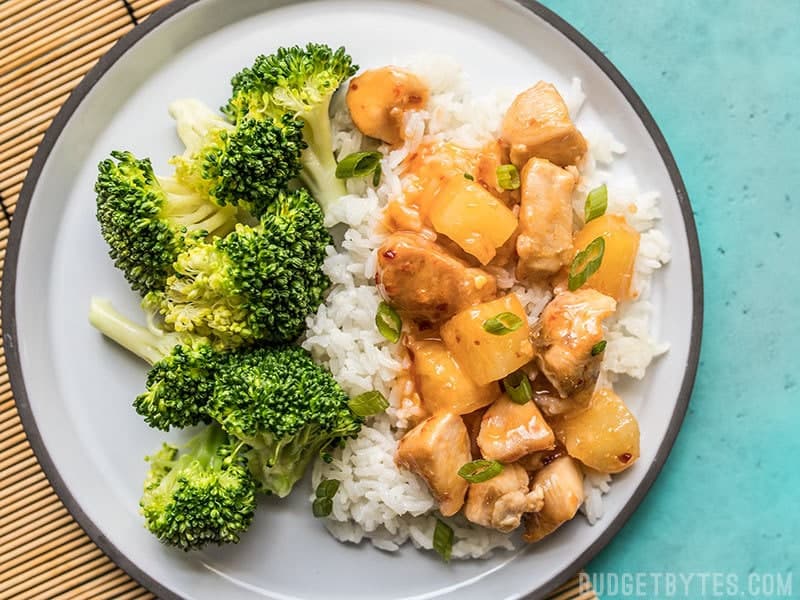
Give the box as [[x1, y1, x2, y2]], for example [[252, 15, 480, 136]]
[[538, 1, 799, 597]]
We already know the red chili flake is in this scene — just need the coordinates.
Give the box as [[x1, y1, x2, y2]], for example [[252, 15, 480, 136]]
[[383, 249, 396, 259], [619, 453, 632, 463]]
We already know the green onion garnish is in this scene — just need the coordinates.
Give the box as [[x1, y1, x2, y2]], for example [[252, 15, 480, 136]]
[[496, 164, 520, 190], [463, 173, 474, 181], [320, 451, 333, 464], [584, 184, 608, 223], [335, 151, 383, 182], [375, 301, 402, 343], [315, 479, 340, 499], [457, 459, 504, 483], [502, 370, 533, 404], [568, 236, 605, 291], [591, 340, 607, 356], [482, 312, 524, 335], [372, 162, 382, 187], [348, 390, 389, 417], [433, 519, 454, 562], [312, 497, 333, 518]]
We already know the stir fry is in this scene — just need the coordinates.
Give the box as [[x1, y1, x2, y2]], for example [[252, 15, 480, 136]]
[[347, 67, 642, 544]]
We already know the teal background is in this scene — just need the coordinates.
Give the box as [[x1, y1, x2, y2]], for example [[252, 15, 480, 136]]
[[538, 1, 799, 597]]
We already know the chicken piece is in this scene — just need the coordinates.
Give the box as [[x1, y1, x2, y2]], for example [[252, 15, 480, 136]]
[[477, 394, 555, 462], [516, 158, 576, 279], [523, 456, 585, 543], [500, 82, 588, 168], [535, 289, 616, 397], [395, 413, 471, 516], [464, 463, 544, 533], [346, 67, 429, 145], [408, 339, 499, 415], [377, 233, 496, 323]]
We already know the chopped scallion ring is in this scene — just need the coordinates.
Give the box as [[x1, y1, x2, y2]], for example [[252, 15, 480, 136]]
[[463, 173, 475, 181], [584, 184, 608, 223], [433, 519, 454, 562], [335, 151, 382, 181], [375, 301, 402, 343], [496, 164, 520, 190], [315, 479, 340, 499], [591, 340, 607, 356], [348, 390, 389, 417], [312, 497, 333, 518], [458, 459, 504, 483], [568, 236, 605, 291], [503, 370, 533, 404], [482, 312, 523, 335]]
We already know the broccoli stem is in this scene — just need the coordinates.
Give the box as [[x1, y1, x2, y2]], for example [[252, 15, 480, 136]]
[[157, 176, 237, 238], [89, 297, 177, 365], [297, 100, 346, 209], [169, 99, 233, 155]]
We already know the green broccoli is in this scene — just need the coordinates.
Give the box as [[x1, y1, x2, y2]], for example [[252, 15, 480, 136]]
[[96, 150, 238, 295], [222, 43, 358, 210], [168, 99, 306, 218], [141, 424, 257, 551], [146, 187, 331, 348], [206, 346, 361, 497], [88, 297, 218, 431]]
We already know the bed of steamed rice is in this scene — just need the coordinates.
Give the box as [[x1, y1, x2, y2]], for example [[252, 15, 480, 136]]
[[301, 56, 671, 559]]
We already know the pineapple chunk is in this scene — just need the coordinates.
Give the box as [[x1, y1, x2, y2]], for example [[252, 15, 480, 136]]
[[572, 214, 640, 300], [430, 176, 517, 265]]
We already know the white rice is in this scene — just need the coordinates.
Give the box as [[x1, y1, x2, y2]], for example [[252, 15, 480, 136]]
[[304, 56, 670, 557]]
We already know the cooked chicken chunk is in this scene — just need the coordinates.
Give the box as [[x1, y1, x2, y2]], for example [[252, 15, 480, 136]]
[[395, 413, 471, 516], [523, 456, 585, 543], [501, 82, 588, 168], [516, 158, 576, 279], [408, 339, 498, 415], [346, 67, 429, 145], [477, 394, 555, 463], [376, 233, 496, 323], [535, 289, 616, 397], [465, 463, 544, 533]]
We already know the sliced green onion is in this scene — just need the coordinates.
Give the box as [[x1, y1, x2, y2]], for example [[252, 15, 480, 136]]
[[568, 236, 605, 291], [433, 519, 454, 562], [463, 173, 474, 181], [591, 340, 607, 356], [496, 164, 520, 190], [457, 459, 504, 483], [312, 497, 333, 518], [375, 301, 402, 343], [335, 151, 382, 180], [320, 451, 333, 464], [502, 370, 533, 404], [372, 162, 382, 187], [482, 312, 524, 335], [315, 479, 340, 499], [348, 390, 389, 417], [584, 184, 608, 223]]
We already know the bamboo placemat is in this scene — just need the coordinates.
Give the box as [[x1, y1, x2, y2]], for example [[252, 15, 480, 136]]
[[0, 1, 598, 598]]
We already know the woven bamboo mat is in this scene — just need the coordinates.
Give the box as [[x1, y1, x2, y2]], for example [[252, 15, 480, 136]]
[[0, 1, 598, 598]]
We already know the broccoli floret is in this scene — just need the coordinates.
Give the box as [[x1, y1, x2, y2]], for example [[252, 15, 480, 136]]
[[147, 188, 331, 348], [206, 346, 361, 497], [168, 99, 306, 218], [88, 297, 218, 431], [141, 424, 257, 551], [96, 150, 238, 295], [223, 43, 358, 210]]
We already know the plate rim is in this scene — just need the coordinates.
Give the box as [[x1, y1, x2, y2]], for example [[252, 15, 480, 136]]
[[2, 1, 703, 599]]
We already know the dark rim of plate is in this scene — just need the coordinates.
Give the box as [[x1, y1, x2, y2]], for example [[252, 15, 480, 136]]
[[2, 1, 703, 599]]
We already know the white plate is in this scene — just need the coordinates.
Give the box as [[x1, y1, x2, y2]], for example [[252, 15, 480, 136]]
[[5, 1, 702, 598]]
